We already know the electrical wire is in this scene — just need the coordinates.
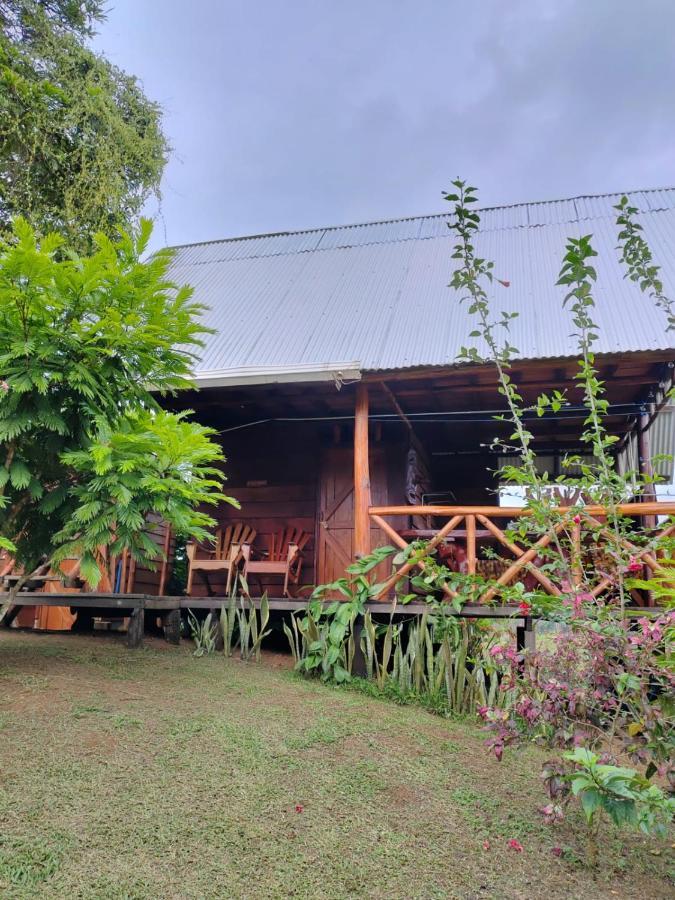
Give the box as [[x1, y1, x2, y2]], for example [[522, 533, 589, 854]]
[[215, 402, 643, 434]]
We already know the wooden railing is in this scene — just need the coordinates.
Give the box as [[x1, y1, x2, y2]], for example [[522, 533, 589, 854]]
[[368, 503, 675, 603]]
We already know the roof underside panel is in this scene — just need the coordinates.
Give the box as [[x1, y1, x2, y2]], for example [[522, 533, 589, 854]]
[[165, 189, 675, 375]]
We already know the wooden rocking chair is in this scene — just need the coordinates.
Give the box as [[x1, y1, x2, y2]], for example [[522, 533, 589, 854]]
[[186, 523, 257, 595], [243, 526, 310, 597]]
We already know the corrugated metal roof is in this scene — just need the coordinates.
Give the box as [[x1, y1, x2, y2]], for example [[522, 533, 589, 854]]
[[165, 188, 675, 376]]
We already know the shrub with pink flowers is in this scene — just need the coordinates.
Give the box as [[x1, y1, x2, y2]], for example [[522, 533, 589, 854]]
[[480, 605, 674, 781]]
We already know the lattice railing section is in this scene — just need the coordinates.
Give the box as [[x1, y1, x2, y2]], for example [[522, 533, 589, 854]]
[[368, 503, 675, 603]]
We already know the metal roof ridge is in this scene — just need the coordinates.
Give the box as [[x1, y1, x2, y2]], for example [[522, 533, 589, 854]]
[[165, 185, 675, 252], [171, 205, 675, 268]]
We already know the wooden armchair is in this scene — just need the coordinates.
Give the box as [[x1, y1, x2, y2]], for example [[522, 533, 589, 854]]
[[243, 526, 310, 597], [186, 523, 256, 595]]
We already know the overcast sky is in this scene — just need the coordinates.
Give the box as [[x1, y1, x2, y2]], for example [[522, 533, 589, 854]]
[[94, 0, 675, 249]]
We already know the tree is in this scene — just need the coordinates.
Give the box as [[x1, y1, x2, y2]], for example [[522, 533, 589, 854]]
[[0, 0, 168, 251], [0, 218, 235, 585], [0, 1, 104, 38]]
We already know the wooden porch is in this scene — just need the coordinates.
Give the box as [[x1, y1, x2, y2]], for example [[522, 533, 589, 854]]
[[169, 351, 674, 596]]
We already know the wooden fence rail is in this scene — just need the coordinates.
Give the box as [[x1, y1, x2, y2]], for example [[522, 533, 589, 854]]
[[368, 502, 675, 603]]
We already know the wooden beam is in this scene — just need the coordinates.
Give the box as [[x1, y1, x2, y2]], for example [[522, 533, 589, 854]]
[[360, 351, 674, 386], [379, 381, 430, 466], [369, 502, 675, 517], [354, 384, 371, 558]]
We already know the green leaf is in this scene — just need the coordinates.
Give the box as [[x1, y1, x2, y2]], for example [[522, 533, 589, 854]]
[[333, 664, 350, 683], [9, 460, 31, 489], [580, 788, 602, 822]]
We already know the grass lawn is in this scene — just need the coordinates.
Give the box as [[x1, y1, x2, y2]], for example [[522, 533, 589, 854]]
[[0, 632, 672, 899]]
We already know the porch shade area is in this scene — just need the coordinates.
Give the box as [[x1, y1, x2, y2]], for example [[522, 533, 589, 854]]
[[165, 351, 674, 594]]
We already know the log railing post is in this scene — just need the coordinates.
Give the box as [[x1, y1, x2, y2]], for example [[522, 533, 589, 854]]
[[354, 384, 371, 559], [466, 514, 476, 575], [572, 518, 582, 588], [638, 407, 657, 529]]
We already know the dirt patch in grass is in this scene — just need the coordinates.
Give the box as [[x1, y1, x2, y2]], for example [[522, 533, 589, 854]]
[[0, 631, 672, 899]]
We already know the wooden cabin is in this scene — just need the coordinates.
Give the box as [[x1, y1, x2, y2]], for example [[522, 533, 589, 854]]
[[4, 189, 675, 640], [161, 189, 675, 596]]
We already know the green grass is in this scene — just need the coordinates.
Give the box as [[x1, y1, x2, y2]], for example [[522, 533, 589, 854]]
[[0, 632, 672, 899]]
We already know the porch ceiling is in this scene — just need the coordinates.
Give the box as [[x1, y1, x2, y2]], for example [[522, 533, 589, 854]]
[[163, 351, 674, 454]]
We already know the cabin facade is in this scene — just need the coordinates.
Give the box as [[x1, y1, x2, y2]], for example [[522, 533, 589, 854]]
[[5, 188, 675, 637]]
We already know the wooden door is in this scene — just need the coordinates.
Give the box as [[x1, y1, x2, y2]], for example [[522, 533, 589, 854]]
[[317, 446, 396, 586]]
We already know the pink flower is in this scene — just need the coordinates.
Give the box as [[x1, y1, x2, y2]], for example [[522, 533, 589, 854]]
[[551, 846, 563, 858], [573, 515, 581, 524], [539, 804, 564, 824], [0, 380, 8, 393], [482, 840, 491, 850], [507, 838, 524, 852], [518, 601, 531, 615], [294, 804, 304, 813], [627, 557, 642, 574]]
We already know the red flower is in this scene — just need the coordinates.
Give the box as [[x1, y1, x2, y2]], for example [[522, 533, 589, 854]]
[[627, 557, 642, 574], [572, 514, 581, 525], [518, 601, 531, 615], [507, 838, 524, 852], [295, 804, 304, 813], [551, 846, 563, 858]]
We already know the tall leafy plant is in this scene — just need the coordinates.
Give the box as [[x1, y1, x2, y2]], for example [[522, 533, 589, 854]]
[[449, 181, 675, 858], [0, 218, 236, 584], [289, 547, 395, 682], [445, 180, 575, 593]]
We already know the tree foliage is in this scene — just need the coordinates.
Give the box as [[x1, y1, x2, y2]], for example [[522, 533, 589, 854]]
[[0, 0, 104, 38], [0, 0, 168, 250], [0, 218, 234, 583], [52, 411, 229, 589]]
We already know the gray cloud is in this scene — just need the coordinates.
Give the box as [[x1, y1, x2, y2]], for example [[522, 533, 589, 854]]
[[94, 0, 675, 248]]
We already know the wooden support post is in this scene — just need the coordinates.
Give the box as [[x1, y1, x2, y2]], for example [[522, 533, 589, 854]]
[[638, 408, 657, 529], [351, 615, 367, 677], [126, 604, 145, 648], [212, 607, 224, 651], [354, 384, 371, 559], [162, 608, 181, 645], [516, 616, 536, 652]]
